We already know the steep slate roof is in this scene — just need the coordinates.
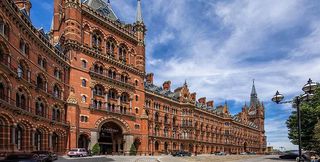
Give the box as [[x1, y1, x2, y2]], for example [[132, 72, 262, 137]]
[[83, 0, 119, 21], [144, 82, 179, 101]]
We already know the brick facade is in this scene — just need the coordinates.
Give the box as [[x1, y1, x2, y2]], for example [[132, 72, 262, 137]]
[[0, 0, 266, 156]]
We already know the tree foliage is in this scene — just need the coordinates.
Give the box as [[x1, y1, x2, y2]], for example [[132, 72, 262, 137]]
[[286, 87, 320, 152], [92, 143, 100, 155], [129, 143, 137, 156]]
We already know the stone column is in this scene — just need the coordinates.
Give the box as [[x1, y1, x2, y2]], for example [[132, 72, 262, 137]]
[[89, 131, 98, 150], [123, 135, 133, 155], [49, 133, 52, 151]]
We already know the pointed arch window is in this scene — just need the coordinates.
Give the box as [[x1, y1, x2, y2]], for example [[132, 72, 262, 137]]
[[34, 129, 42, 151], [54, 68, 62, 80], [82, 79, 87, 87], [52, 105, 61, 122], [82, 95, 87, 103], [119, 46, 127, 64], [15, 125, 23, 150], [93, 84, 104, 96], [108, 69, 116, 79], [0, 18, 9, 38], [108, 89, 117, 100], [35, 98, 46, 117], [16, 88, 27, 110], [38, 56, 47, 70], [106, 40, 115, 57], [36, 74, 47, 91], [93, 64, 104, 74], [53, 84, 61, 99], [19, 40, 29, 55], [92, 32, 102, 49], [82, 60, 87, 69], [0, 82, 5, 100], [120, 93, 129, 103], [120, 74, 128, 83]]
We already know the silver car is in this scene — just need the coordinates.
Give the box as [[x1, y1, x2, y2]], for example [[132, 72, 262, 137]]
[[67, 148, 88, 157]]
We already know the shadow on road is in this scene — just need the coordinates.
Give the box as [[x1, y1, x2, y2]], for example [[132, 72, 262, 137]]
[[265, 157, 295, 161], [57, 157, 116, 162]]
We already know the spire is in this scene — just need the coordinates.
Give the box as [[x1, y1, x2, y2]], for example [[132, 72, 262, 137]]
[[251, 79, 257, 96], [250, 79, 259, 110], [136, 0, 143, 23]]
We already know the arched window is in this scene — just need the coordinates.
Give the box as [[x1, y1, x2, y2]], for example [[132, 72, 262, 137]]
[[82, 60, 87, 69], [119, 46, 127, 64], [16, 88, 27, 110], [106, 39, 115, 57], [15, 125, 23, 150], [0, 18, 9, 38], [36, 74, 47, 91], [154, 112, 159, 122], [52, 105, 61, 122], [82, 79, 87, 87], [155, 141, 159, 151], [92, 31, 102, 49], [0, 82, 5, 100], [54, 68, 62, 80], [82, 95, 87, 103], [19, 39, 29, 55], [120, 74, 128, 83], [53, 84, 61, 99], [108, 69, 116, 79], [17, 61, 30, 81], [93, 64, 104, 74], [52, 133, 59, 152], [135, 95, 138, 101], [35, 98, 46, 117], [120, 93, 129, 103], [108, 89, 117, 99], [34, 129, 42, 151], [93, 84, 104, 96], [38, 56, 47, 70], [164, 127, 168, 137]]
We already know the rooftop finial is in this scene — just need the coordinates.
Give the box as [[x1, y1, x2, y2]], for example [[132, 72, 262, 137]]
[[136, 0, 143, 23]]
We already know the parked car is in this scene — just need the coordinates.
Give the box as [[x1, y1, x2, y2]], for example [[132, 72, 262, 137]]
[[240, 152, 247, 155], [31, 151, 57, 162], [279, 150, 299, 159], [214, 151, 227, 156], [172, 151, 192, 157], [67, 148, 88, 157], [1, 153, 40, 162]]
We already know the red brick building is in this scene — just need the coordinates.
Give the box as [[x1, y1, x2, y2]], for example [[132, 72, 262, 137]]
[[0, 0, 266, 155]]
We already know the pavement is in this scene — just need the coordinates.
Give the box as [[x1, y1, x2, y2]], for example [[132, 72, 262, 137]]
[[56, 155, 295, 162]]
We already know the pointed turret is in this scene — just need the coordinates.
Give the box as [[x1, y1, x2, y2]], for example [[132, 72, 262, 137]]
[[136, 0, 143, 23], [250, 79, 259, 110]]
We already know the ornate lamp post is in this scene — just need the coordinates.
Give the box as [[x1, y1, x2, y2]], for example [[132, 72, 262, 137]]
[[272, 78, 318, 162]]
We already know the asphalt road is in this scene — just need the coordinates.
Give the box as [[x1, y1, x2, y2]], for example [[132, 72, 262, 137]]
[[56, 155, 295, 162]]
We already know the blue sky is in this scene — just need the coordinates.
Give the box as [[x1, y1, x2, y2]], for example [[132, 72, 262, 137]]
[[30, 0, 320, 150]]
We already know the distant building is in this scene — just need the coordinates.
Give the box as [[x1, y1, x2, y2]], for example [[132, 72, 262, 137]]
[[0, 0, 266, 155]]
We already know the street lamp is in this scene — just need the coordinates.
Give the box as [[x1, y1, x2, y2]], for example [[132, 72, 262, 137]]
[[272, 78, 318, 162]]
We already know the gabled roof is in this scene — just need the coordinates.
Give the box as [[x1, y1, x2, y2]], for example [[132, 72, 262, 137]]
[[83, 0, 119, 21]]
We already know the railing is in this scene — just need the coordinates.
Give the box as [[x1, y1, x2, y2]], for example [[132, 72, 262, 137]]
[[0, 96, 68, 125], [90, 104, 136, 117]]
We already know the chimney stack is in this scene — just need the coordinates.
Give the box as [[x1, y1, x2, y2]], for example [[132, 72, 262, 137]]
[[163, 81, 171, 91], [198, 97, 206, 104], [207, 101, 214, 107], [146, 73, 154, 84]]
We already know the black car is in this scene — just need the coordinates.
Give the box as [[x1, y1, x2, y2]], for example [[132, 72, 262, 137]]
[[279, 151, 299, 159], [172, 151, 192, 157], [1, 153, 40, 162], [31, 151, 57, 162]]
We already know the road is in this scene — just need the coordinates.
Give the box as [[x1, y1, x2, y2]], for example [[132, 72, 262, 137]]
[[56, 155, 295, 162]]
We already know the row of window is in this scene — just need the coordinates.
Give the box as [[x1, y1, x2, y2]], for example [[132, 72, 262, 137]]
[[91, 33, 128, 64]]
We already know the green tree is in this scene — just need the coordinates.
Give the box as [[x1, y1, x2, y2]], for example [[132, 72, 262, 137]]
[[129, 144, 137, 156], [92, 143, 100, 155], [312, 120, 320, 153], [286, 87, 320, 152]]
